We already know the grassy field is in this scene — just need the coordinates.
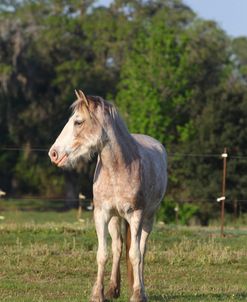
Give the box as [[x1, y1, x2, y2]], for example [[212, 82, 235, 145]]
[[1, 200, 247, 301]]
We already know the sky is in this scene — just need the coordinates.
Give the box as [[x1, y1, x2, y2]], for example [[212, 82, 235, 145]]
[[98, 0, 247, 38], [184, 0, 247, 37]]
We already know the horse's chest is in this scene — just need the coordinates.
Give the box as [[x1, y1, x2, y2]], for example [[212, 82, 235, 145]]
[[93, 169, 141, 212]]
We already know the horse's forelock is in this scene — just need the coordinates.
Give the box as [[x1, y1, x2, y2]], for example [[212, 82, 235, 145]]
[[70, 98, 84, 113], [71, 95, 100, 113], [71, 95, 121, 131], [70, 98, 92, 121]]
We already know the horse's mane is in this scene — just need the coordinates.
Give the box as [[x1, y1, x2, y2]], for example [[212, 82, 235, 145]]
[[88, 95, 118, 120]]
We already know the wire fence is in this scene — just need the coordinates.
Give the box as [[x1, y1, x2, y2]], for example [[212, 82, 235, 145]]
[[0, 147, 48, 152], [1, 146, 247, 163], [2, 146, 247, 159], [1, 145, 247, 231]]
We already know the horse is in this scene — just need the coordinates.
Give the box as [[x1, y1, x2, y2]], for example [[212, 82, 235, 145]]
[[48, 90, 167, 302]]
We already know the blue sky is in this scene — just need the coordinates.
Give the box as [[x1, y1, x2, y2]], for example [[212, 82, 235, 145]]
[[98, 0, 247, 38], [184, 0, 247, 37]]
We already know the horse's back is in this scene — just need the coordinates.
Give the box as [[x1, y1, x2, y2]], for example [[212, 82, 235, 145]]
[[132, 134, 167, 206], [132, 134, 166, 156]]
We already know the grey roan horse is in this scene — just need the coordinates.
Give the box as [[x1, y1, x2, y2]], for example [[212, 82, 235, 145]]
[[48, 90, 167, 302]]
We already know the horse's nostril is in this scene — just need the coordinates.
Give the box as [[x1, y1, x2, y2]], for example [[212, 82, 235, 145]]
[[51, 149, 58, 161]]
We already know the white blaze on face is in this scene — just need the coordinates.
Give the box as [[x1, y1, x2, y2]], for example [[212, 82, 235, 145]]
[[48, 116, 75, 167], [57, 117, 75, 153]]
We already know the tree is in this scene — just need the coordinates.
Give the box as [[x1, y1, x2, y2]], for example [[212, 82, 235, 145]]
[[116, 2, 194, 144], [0, 0, 139, 205], [0, 0, 98, 201], [173, 22, 247, 223], [232, 37, 247, 80]]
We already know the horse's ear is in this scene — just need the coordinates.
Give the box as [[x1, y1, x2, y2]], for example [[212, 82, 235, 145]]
[[75, 89, 81, 100], [79, 90, 89, 107], [74, 89, 89, 107]]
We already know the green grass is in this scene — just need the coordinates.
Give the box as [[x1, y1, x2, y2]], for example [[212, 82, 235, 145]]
[[0, 202, 247, 301]]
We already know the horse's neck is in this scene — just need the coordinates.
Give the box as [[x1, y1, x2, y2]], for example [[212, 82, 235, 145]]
[[99, 119, 139, 171]]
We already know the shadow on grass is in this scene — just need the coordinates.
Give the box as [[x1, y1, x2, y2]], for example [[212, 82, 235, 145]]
[[149, 292, 247, 301]]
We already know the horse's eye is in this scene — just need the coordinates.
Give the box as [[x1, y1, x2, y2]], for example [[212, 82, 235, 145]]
[[74, 120, 84, 126]]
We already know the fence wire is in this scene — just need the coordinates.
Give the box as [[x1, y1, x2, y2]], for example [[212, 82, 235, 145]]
[[2, 146, 247, 159]]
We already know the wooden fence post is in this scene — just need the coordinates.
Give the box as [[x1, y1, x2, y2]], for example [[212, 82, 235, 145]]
[[220, 148, 227, 237]]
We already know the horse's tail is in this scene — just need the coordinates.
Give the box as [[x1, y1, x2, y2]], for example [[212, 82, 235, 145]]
[[125, 220, 133, 290]]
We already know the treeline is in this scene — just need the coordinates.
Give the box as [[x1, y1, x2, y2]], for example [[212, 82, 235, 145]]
[[0, 0, 247, 223]]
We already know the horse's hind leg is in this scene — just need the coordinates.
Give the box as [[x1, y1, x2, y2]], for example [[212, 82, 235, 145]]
[[140, 216, 154, 290], [105, 216, 122, 300], [129, 215, 154, 302], [128, 211, 147, 302]]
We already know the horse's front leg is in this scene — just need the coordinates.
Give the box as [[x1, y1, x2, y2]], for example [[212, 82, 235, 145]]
[[91, 207, 109, 302], [105, 216, 122, 299]]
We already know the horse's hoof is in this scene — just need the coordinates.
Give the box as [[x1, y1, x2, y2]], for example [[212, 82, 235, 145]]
[[91, 283, 105, 302], [90, 292, 105, 302], [105, 283, 120, 299], [129, 297, 147, 302], [90, 297, 105, 302], [130, 289, 147, 302]]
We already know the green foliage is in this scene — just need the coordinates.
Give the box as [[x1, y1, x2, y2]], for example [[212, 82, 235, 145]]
[[178, 203, 199, 225], [176, 120, 195, 143], [158, 199, 199, 225], [232, 37, 247, 79], [157, 198, 177, 224], [14, 151, 64, 196], [116, 8, 194, 144]]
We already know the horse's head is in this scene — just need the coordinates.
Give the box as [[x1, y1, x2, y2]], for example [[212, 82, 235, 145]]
[[48, 90, 107, 168]]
